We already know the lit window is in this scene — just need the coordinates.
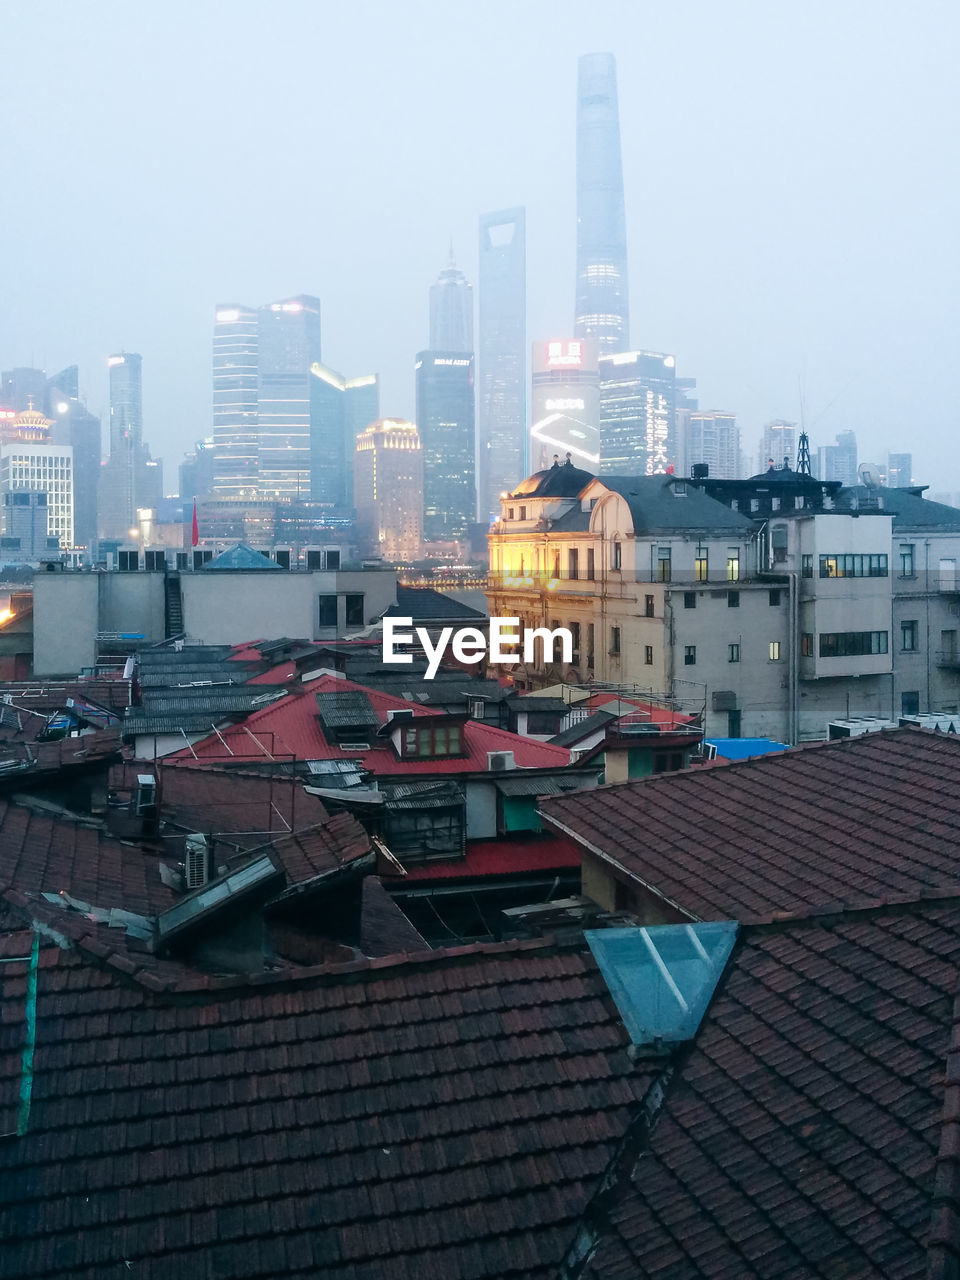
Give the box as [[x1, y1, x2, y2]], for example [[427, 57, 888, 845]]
[[769, 642, 781, 661], [728, 643, 740, 663]]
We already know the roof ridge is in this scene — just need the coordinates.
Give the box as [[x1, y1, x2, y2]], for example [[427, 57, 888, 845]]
[[740, 886, 960, 930]]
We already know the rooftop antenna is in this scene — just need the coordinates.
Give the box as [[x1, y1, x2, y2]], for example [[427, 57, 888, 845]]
[[797, 431, 811, 476]]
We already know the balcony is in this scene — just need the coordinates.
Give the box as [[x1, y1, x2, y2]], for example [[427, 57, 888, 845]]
[[936, 650, 960, 669]]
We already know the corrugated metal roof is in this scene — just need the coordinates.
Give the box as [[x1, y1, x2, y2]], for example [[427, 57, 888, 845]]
[[315, 691, 379, 731], [495, 774, 585, 797]]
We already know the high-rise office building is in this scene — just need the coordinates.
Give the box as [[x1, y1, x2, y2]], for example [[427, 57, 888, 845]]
[[683, 412, 740, 479], [179, 438, 215, 502], [477, 208, 526, 522], [354, 419, 423, 561], [816, 430, 858, 486], [309, 363, 379, 506], [47, 368, 100, 555], [758, 420, 798, 473], [575, 53, 629, 353], [887, 452, 913, 487], [256, 295, 322, 500], [1, 368, 49, 413], [416, 351, 475, 541], [1, 490, 57, 562], [530, 339, 600, 471], [212, 305, 259, 498], [430, 249, 473, 353], [0, 407, 73, 547], [598, 350, 676, 474], [100, 353, 145, 540]]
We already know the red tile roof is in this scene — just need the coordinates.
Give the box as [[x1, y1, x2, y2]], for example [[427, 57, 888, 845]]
[[397, 834, 582, 882], [580, 898, 960, 1279], [170, 673, 571, 774], [0, 931, 653, 1279], [542, 728, 960, 922]]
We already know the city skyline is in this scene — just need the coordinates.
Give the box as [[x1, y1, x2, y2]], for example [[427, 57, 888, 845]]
[[1, 2, 958, 491]]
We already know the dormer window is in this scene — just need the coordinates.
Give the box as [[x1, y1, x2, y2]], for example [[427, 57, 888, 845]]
[[673, 481, 687, 496], [400, 723, 464, 758]]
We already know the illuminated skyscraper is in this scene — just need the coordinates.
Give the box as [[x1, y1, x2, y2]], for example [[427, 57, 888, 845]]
[[256, 295, 322, 500], [598, 350, 676, 474], [309, 363, 379, 506], [100, 352, 148, 540], [429, 248, 473, 353], [530, 340, 600, 471], [683, 412, 740, 479], [758, 420, 798, 473], [477, 207, 526, 521], [212, 304, 259, 497], [575, 53, 629, 353], [416, 351, 475, 540], [354, 419, 423, 561], [47, 368, 100, 554]]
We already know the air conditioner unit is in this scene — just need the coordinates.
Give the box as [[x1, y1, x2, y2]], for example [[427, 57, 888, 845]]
[[184, 833, 209, 890], [487, 750, 516, 772], [134, 774, 157, 816]]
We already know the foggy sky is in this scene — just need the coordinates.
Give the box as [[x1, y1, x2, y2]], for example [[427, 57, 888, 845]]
[[2, 0, 958, 489]]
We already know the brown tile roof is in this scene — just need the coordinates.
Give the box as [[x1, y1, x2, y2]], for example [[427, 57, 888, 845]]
[[542, 727, 960, 922], [0, 932, 653, 1279], [578, 898, 960, 1279]]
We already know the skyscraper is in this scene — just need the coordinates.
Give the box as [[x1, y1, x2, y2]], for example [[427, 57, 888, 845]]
[[309, 363, 379, 506], [47, 368, 100, 555], [530, 340, 600, 471], [100, 352, 145, 540], [354, 419, 423, 561], [256, 296, 322, 500], [816, 430, 858, 486], [574, 53, 629, 353], [758, 420, 798, 473], [429, 249, 473, 353], [598, 350, 676, 474], [1, 368, 48, 413], [212, 305, 259, 498], [416, 351, 475, 541], [887, 452, 913, 487], [683, 412, 740, 479], [477, 207, 526, 521], [0, 407, 73, 548]]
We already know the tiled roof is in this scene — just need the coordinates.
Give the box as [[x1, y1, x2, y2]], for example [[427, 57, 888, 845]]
[[837, 484, 960, 530], [383, 585, 487, 620], [580, 898, 960, 1279], [170, 674, 572, 774], [542, 728, 960, 921], [0, 932, 653, 1280], [599, 475, 755, 534]]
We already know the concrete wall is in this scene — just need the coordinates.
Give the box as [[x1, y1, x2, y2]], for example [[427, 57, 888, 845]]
[[98, 573, 166, 645], [33, 573, 99, 675]]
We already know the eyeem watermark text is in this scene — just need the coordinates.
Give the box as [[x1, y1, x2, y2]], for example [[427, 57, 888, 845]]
[[383, 617, 573, 679]]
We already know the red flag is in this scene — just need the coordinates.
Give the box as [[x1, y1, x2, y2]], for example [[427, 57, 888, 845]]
[[191, 500, 199, 548]]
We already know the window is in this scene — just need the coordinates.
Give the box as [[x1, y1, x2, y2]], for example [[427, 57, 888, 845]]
[[644, 645, 654, 665], [769, 641, 781, 661], [508, 508, 515, 520], [728, 643, 740, 663], [901, 620, 918, 651], [771, 526, 788, 564], [325, 549, 340, 570], [900, 544, 915, 577], [801, 554, 813, 579], [519, 506, 526, 520], [568, 549, 579, 580], [673, 481, 687, 495], [610, 626, 621, 655], [695, 550, 708, 581], [801, 633, 813, 657], [727, 710, 742, 737], [318, 594, 338, 627], [771, 497, 780, 512], [657, 546, 672, 582], [750, 499, 759, 513], [768, 589, 781, 606], [684, 591, 697, 609], [586, 548, 595, 580], [569, 621, 581, 659], [400, 723, 464, 758], [726, 547, 740, 581], [587, 624, 595, 669], [612, 541, 622, 570], [818, 631, 889, 657], [644, 594, 655, 618], [901, 691, 920, 716], [553, 553, 561, 578], [345, 594, 364, 627], [727, 591, 740, 608], [684, 645, 696, 666], [819, 554, 888, 578], [730, 499, 739, 512]]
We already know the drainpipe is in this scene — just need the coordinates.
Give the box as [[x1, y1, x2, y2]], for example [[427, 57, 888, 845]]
[[789, 570, 799, 744], [925, 539, 932, 712]]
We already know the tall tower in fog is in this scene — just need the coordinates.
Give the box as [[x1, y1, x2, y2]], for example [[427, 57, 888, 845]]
[[429, 248, 473, 353], [477, 207, 526, 521], [574, 53, 629, 353]]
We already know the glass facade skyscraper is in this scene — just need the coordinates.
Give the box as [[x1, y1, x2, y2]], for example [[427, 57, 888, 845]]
[[212, 305, 259, 498], [530, 340, 600, 471], [416, 351, 476, 541], [429, 250, 473, 353], [575, 53, 629, 353], [256, 296, 322, 500], [309, 363, 379, 506], [477, 207, 525, 520], [598, 350, 676, 475]]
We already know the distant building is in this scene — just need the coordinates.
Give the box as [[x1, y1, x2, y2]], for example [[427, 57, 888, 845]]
[[575, 53, 629, 353], [354, 419, 423, 561], [598, 350, 676, 474], [887, 452, 913, 487], [816, 430, 858, 485], [477, 207, 526, 521], [416, 351, 475, 541], [212, 304, 259, 498], [0, 407, 73, 547], [530, 339, 599, 471], [683, 412, 740, 479], [256, 296, 322, 499], [309, 363, 379, 507], [47, 368, 100, 557], [429, 249, 473, 353], [1, 367, 48, 412], [1, 490, 57, 562], [100, 353, 160, 541], [758, 419, 797, 473], [179, 438, 216, 502]]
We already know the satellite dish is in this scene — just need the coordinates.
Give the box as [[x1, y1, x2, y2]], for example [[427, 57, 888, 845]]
[[858, 463, 881, 487]]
